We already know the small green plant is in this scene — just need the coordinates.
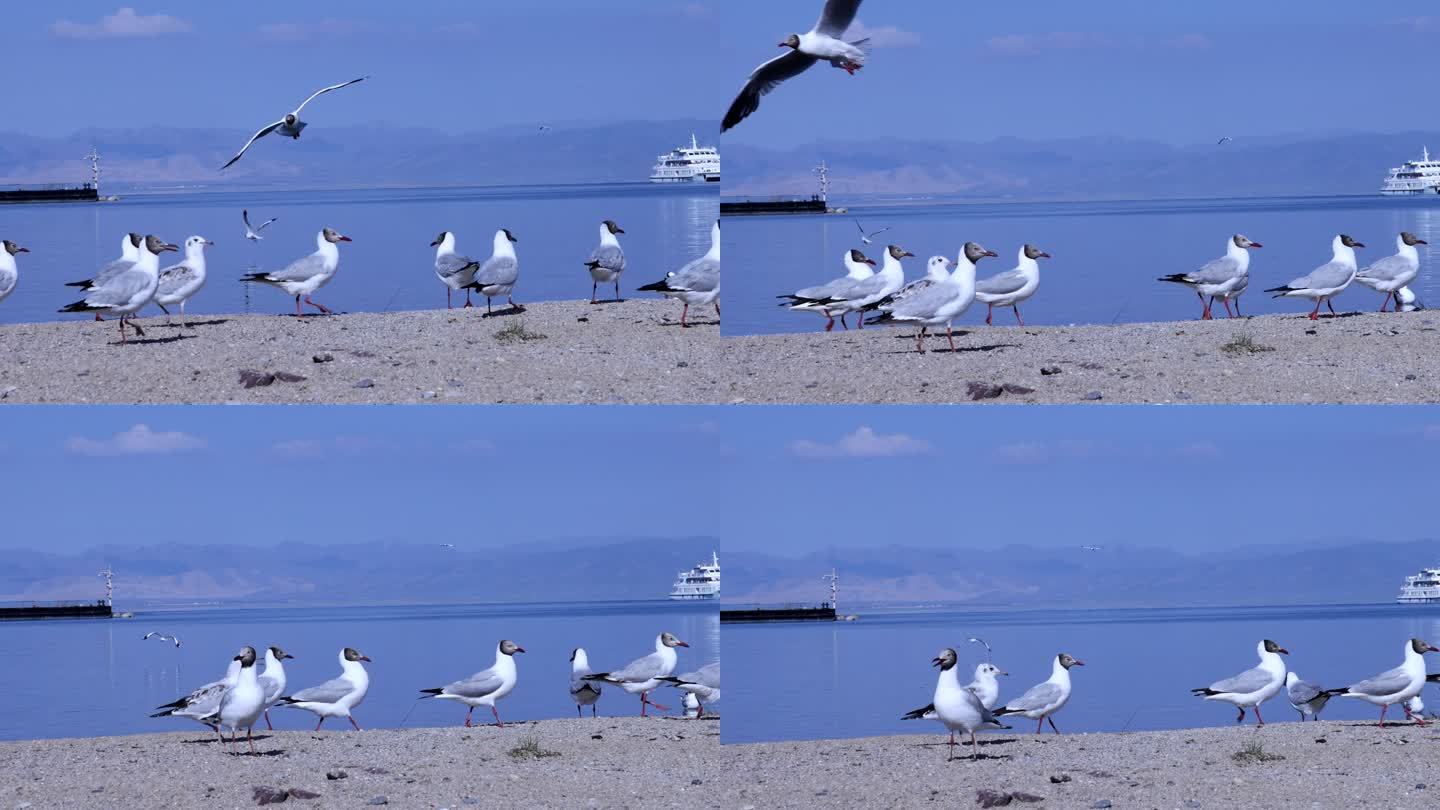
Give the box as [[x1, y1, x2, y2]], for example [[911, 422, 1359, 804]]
[[1231, 740, 1284, 765], [1220, 333, 1274, 355], [494, 320, 547, 344], [507, 736, 561, 761]]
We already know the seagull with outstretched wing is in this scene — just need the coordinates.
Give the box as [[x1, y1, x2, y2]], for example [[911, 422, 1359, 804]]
[[221, 76, 368, 170]]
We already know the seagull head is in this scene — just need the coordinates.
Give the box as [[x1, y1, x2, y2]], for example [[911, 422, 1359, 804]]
[[570, 647, 587, 663], [284, 113, 298, 127], [926, 256, 954, 278], [931, 648, 958, 670], [1410, 638, 1440, 655], [978, 662, 1008, 678], [501, 228, 518, 243], [603, 219, 625, 236], [186, 235, 214, 251], [1338, 234, 1364, 249], [430, 231, 452, 248], [660, 631, 689, 648], [1262, 639, 1289, 656], [1058, 653, 1085, 669], [500, 639, 526, 656], [779, 33, 801, 49], [1233, 234, 1262, 250], [128, 232, 143, 249], [145, 235, 179, 255], [963, 242, 999, 263], [343, 647, 372, 663], [887, 245, 914, 261], [1023, 244, 1052, 260], [234, 646, 258, 667], [2, 240, 28, 256], [848, 249, 876, 267], [1401, 231, 1428, 247], [268, 645, 294, 661], [323, 227, 352, 244]]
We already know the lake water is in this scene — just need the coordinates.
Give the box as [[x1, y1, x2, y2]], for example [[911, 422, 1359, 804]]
[[0, 600, 718, 741], [723, 603, 1440, 743], [0, 184, 716, 325], [723, 194, 1440, 336]]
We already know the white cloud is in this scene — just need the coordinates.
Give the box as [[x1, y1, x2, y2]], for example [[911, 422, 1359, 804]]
[[53, 8, 191, 40], [66, 424, 205, 457], [991, 439, 1107, 465], [848, 20, 921, 48], [257, 18, 374, 43], [789, 426, 932, 460], [986, 31, 1110, 57]]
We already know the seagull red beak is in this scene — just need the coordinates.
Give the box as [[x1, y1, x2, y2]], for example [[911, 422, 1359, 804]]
[[338, 235, 353, 242], [864, 259, 876, 266], [515, 646, 527, 654], [1277, 648, 1290, 656], [1249, 242, 1263, 249], [984, 250, 998, 258], [1071, 659, 1086, 666], [360, 655, 372, 662], [14, 247, 28, 254], [1418, 239, 1430, 245], [1039, 252, 1052, 259]]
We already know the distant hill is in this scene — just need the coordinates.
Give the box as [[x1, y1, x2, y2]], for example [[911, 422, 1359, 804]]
[[725, 539, 1439, 608], [723, 131, 1437, 200], [0, 536, 719, 607], [0, 119, 719, 191]]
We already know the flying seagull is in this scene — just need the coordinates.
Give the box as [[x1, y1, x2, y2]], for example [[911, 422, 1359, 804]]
[[143, 632, 182, 648], [968, 637, 992, 663], [854, 219, 890, 245], [721, 0, 869, 132], [221, 76, 369, 171], [243, 210, 279, 241], [538, 125, 552, 133], [1080, 545, 1103, 552], [1217, 136, 1233, 145]]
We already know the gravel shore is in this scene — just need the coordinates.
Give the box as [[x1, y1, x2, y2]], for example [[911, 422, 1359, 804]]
[[2, 717, 720, 809], [724, 722, 1440, 809], [724, 310, 1440, 404], [0, 299, 720, 404]]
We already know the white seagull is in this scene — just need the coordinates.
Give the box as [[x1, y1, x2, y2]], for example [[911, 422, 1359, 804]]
[[242, 210, 278, 241], [214, 646, 267, 755], [902, 648, 1010, 761], [64, 233, 142, 321], [913, 661, 1007, 721], [464, 228, 523, 315], [257, 645, 294, 731], [868, 245, 989, 353], [150, 659, 240, 729], [721, 0, 868, 132], [1285, 672, 1331, 721], [419, 639, 525, 727], [1190, 639, 1288, 725], [277, 647, 372, 731], [1397, 286, 1425, 311], [221, 76, 369, 171], [59, 234, 177, 342], [778, 248, 876, 331], [637, 219, 720, 327], [855, 219, 890, 245], [584, 220, 627, 303], [975, 244, 1052, 326], [240, 227, 351, 316], [0, 240, 29, 305], [1354, 231, 1427, 312], [1157, 234, 1262, 320], [1265, 234, 1364, 320], [995, 652, 1085, 734], [582, 632, 689, 716], [430, 230, 481, 309], [570, 647, 603, 717], [1324, 638, 1439, 726], [142, 631, 182, 648], [791, 244, 911, 330], [660, 662, 721, 716], [154, 235, 213, 327]]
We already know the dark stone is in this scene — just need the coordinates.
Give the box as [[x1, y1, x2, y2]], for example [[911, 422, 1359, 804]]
[[691, 779, 703, 786], [1405, 374, 1418, 380], [1011, 795, 1042, 805], [1079, 361, 1105, 370], [1417, 783, 1427, 790], [326, 770, 347, 780], [577, 317, 589, 322], [1184, 801, 1201, 808], [676, 361, 689, 368], [252, 786, 289, 805], [288, 788, 320, 800], [1050, 774, 1072, 784], [367, 797, 389, 806], [239, 369, 275, 388], [363, 768, 390, 775], [1040, 365, 1063, 375], [1083, 391, 1103, 401], [966, 381, 1004, 400], [976, 789, 1014, 807], [274, 371, 306, 383], [312, 353, 334, 363], [354, 379, 375, 389], [1093, 801, 1113, 809], [1002, 383, 1035, 395]]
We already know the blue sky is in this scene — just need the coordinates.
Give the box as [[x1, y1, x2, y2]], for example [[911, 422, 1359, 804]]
[[721, 1, 1440, 146], [8, 2, 725, 135], [0, 406, 725, 552], [717, 406, 1440, 554]]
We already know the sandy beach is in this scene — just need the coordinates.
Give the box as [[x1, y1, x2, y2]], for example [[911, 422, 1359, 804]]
[[0, 300, 721, 404], [724, 722, 1440, 808], [2, 716, 720, 809]]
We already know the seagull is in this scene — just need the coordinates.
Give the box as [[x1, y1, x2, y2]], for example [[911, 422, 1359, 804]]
[[792, 244, 911, 330], [1157, 235, 1262, 319], [902, 648, 1010, 761], [1265, 234, 1364, 320], [868, 247, 987, 353], [1190, 639, 1288, 725], [1397, 286, 1425, 311], [430, 231, 481, 309], [0, 240, 28, 305], [637, 219, 720, 327], [214, 646, 266, 755], [537, 125, 552, 133], [440, 543, 456, 550], [974, 244, 1051, 326], [240, 227, 351, 316], [463, 228, 523, 315], [142, 632, 182, 648], [1324, 638, 1439, 726], [570, 647, 603, 718], [1354, 231, 1427, 312], [582, 632, 689, 716], [1285, 672, 1331, 721], [242, 210, 278, 241], [65, 232, 142, 321], [154, 235, 213, 327], [966, 662, 1007, 710], [778, 248, 875, 331], [721, 0, 869, 132], [968, 637, 993, 661], [584, 220, 626, 304], [420, 639, 525, 727], [277, 647, 372, 731], [1218, 136, 1233, 145], [257, 645, 294, 731], [878, 250, 957, 312], [1080, 545, 1103, 552], [59, 234, 177, 342], [659, 662, 720, 716], [150, 659, 240, 730], [855, 219, 890, 245], [220, 76, 369, 171], [995, 652, 1085, 734]]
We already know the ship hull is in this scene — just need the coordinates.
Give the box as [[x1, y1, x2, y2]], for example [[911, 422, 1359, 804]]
[[0, 603, 112, 620]]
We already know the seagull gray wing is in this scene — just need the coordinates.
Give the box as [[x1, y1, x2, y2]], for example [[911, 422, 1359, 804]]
[[265, 252, 327, 283], [436, 253, 479, 281], [722, 49, 819, 132], [289, 676, 353, 704], [442, 668, 505, 699], [1184, 255, 1241, 285], [975, 268, 1029, 296], [0, 268, 14, 298], [1004, 682, 1063, 712], [156, 262, 198, 296], [608, 652, 666, 684], [1289, 260, 1353, 291], [792, 275, 858, 301], [1288, 677, 1324, 705], [571, 671, 601, 697], [587, 244, 625, 273], [1356, 254, 1413, 283], [293, 76, 368, 114], [258, 672, 285, 704], [887, 277, 936, 305], [84, 267, 150, 308], [676, 662, 720, 688], [1209, 666, 1273, 695], [221, 120, 285, 171], [830, 272, 886, 303], [474, 255, 519, 287], [1346, 666, 1412, 697], [86, 257, 137, 289], [887, 281, 955, 319], [814, 0, 863, 37], [668, 256, 719, 293]]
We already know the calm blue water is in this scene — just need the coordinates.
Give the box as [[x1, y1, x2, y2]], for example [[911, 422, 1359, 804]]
[[724, 194, 1440, 335], [0, 184, 716, 325], [0, 601, 717, 741], [724, 603, 1440, 743]]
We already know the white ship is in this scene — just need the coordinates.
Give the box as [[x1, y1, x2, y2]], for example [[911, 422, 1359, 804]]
[[1397, 565, 1440, 603], [669, 551, 720, 600], [1380, 147, 1440, 195], [649, 134, 720, 184]]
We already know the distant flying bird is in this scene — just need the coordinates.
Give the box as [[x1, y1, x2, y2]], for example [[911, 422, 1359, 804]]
[[538, 125, 552, 133], [855, 219, 890, 245], [221, 76, 369, 171], [143, 632, 182, 648], [243, 210, 278, 241], [721, 0, 870, 132], [1217, 137, 1233, 145], [440, 543, 456, 549], [968, 637, 992, 662], [1081, 545, 1103, 552]]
